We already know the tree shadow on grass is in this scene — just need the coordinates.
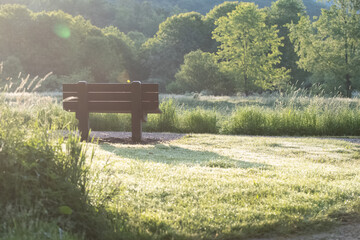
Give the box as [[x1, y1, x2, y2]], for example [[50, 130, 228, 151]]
[[100, 143, 271, 169]]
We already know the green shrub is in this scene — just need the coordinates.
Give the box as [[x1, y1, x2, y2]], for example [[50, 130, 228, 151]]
[[1, 56, 23, 78], [222, 107, 267, 135], [180, 107, 218, 133], [222, 104, 360, 136], [90, 113, 131, 131], [39, 68, 94, 92], [58, 93, 360, 137], [144, 99, 179, 132], [0, 98, 114, 239]]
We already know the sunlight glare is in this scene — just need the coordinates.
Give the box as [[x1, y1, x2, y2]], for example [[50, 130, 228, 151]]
[[53, 24, 71, 39]]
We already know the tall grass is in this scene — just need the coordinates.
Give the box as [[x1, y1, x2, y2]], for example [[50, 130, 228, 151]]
[[145, 99, 179, 132], [222, 97, 360, 136], [88, 93, 360, 136], [0, 78, 123, 239], [180, 107, 218, 133]]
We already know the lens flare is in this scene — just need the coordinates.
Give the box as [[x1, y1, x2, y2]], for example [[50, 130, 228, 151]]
[[53, 24, 71, 39]]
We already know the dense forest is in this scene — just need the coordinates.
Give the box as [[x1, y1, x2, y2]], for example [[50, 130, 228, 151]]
[[0, 0, 359, 97], [0, 0, 326, 35]]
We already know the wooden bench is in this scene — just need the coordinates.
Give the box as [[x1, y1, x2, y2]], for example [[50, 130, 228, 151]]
[[63, 81, 161, 142]]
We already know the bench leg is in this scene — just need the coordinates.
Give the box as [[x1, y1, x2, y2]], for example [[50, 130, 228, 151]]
[[132, 114, 142, 142], [77, 81, 89, 142], [131, 81, 142, 142], [76, 112, 89, 142]]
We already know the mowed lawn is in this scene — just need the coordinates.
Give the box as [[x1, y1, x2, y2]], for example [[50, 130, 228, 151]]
[[91, 134, 360, 239]]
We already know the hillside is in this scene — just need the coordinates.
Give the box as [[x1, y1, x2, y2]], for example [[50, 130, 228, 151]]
[[122, 0, 326, 17]]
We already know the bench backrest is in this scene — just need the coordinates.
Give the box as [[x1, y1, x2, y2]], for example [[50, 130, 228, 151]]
[[62, 81, 161, 142], [63, 81, 160, 113]]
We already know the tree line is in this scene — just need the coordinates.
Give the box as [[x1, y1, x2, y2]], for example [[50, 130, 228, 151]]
[[0, 0, 359, 97], [0, 0, 326, 36]]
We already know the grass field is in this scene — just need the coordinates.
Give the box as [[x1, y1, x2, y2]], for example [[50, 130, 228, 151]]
[[88, 134, 360, 239], [2, 91, 360, 239]]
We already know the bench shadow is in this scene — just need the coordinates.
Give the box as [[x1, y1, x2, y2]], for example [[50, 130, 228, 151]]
[[100, 143, 270, 169]]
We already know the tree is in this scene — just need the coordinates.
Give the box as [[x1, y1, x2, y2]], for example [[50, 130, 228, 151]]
[[289, 0, 360, 97], [103, 26, 150, 82], [204, 1, 238, 23], [266, 0, 308, 85], [143, 12, 212, 88], [0, 4, 136, 87], [113, 0, 170, 37], [173, 50, 234, 95], [204, 1, 239, 52], [213, 2, 289, 95]]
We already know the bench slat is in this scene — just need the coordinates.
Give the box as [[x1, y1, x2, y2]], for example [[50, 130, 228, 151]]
[[63, 82, 161, 142], [63, 84, 79, 92], [140, 92, 159, 101], [63, 101, 160, 113], [88, 101, 132, 112], [63, 91, 159, 102], [141, 84, 159, 93], [63, 92, 78, 100], [87, 84, 132, 92], [63, 83, 159, 93], [88, 92, 133, 101]]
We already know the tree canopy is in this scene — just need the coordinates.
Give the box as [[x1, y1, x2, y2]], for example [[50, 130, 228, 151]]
[[0, 4, 138, 89], [289, 0, 360, 97], [143, 12, 212, 86], [213, 2, 289, 95], [2, 0, 358, 96]]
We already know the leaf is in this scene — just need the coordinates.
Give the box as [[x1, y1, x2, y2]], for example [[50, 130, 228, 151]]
[[58, 206, 73, 215]]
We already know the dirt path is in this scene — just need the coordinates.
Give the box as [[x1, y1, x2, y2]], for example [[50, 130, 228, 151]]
[[250, 223, 360, 240], [90, 131, 186, 144]]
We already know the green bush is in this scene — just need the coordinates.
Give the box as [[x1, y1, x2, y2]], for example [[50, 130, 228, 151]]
[[222, 107, 267, 135], [144, 99, 179, 132], [0, 98, 114, 239], [75, 94, 360, 137], [90, 113, 131, 131], [180, 107, 218, 133], [222, 104, 360, 136]]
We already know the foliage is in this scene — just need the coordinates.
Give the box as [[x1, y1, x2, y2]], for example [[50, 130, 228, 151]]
[[0, 87, 120, 239], [173, 50, 234, 95], [180, 107, 218, 133], [143, 12, 212, 87], [266, 0, 310, 85], [1, 56, 23, 78], [203, 1, 239, 52], [213, 2, 290, 95], [89, 113, 131, 132], [112, 0, 171, 37], [0, 101, 92, 238], [0, 4, 136, 87], [145, 99, 179, 132], [3, 91, 360, 239], [204, 1, 239, 23], [289, 0, 360, 97], [39, 68, 93, 92], [85, 93, 360, 137]]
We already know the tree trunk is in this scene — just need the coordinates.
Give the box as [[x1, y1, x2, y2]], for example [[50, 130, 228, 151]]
[[344, 31, 351, 98], [345, 73, 351, 98], [244, 73, 249, 96]]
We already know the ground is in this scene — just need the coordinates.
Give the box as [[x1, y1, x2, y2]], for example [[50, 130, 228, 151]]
[[89, 131, 360, 240], [251, 223, 360, 240]]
